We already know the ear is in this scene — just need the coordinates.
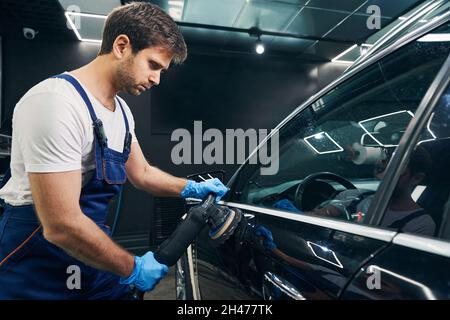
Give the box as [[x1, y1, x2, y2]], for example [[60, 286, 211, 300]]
[[112, 34, 131, 59]]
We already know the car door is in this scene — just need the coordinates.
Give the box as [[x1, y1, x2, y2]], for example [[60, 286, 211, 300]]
[[187, 17, 450, 300], [342, 53, 450, 300]]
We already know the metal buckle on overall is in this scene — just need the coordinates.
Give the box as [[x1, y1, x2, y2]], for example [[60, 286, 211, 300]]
[[93, 119, 108, 147], [124, 132, 132, 152]]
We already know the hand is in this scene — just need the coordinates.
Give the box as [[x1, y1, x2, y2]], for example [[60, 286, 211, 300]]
[[180, 178, 229, 201], [119, 252, 168, 292], [254, 225, 277, 250], [273, 199, 302, 213]]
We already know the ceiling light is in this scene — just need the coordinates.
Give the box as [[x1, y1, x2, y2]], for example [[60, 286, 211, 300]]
[[417, 33, 450, 42], [64, 11, 106, 43], [168, 0, 184, 20], [168, 7, 182, 20], [331, 44, 357, 64], [359, 43, 373, 55], [168, 0, 183, 6], [255, 36, 265, 54]]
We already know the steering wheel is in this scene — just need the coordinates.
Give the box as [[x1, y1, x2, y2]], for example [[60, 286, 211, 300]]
[[294, 172, 357, 212]]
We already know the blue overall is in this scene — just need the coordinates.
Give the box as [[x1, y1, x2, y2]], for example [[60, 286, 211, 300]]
[[0, 74, 133, 299]]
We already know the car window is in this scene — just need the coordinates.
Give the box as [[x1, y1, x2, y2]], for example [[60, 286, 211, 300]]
[[352, 1, 450, 69], [378, 82, 450, 240], [231, 22, 450, 227]]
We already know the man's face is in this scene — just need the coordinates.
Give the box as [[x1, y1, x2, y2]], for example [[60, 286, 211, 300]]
[[116, 46, 172, 95]]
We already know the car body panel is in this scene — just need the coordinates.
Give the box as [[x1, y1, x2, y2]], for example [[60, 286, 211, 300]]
[[193, 203, 395, 300], [342, 235, 450, 299]]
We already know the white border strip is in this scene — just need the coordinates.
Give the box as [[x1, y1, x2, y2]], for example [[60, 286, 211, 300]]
[[222, 201, 396, 242], [392, 233, 450, 258]]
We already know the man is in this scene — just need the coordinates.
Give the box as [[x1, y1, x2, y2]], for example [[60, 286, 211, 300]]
[[0, 2, 227, 299]]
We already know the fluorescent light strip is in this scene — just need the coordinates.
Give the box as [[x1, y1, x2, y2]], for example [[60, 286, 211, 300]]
[[418, 112, 437, 145], [331, 43, 373, 64], [417, 33, 450, 42], [66, 11, 107, 19], [168, 7, 182, 20], [64, 11, 106, 43], [168, 0, 184, 6], [358, 110, 414, 147], [303, 131, 344, 155], [426, 112, 437, 139], [331, 44, 357, 63]]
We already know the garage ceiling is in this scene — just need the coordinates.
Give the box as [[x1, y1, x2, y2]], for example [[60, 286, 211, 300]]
[[0, 0, 426, 62]]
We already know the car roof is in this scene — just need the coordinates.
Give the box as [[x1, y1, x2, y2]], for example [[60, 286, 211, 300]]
[[349, 0, 449, 71]]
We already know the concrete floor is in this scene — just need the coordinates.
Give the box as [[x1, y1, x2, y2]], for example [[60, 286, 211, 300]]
[[144, 267, 176, 300]]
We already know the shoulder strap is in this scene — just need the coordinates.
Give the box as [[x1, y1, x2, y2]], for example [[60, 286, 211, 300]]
[[52, 73, 107, 146], [115, 97, 132, 153], [387, 209, 429, 231], [52, 74, 98, 122]]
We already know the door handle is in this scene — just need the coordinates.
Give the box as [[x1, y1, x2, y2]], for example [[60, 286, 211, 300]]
[[263, 272, 305, 300]]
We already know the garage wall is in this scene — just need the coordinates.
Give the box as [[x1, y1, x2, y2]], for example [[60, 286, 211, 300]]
[[0, 36, 346, 251]]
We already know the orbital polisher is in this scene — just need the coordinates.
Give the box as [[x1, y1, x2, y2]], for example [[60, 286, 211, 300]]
[[132, 194, 244, 299]]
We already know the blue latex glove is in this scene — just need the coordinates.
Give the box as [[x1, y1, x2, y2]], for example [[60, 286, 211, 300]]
[[119, 252, 168, 292], [273, 199, 302, 214], [180, 178, 229, 201], [254, 225, 277, 250]]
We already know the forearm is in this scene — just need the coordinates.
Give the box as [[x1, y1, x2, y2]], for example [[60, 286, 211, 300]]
[[44, 211, 134, 278], [138, 164, 187, 197]]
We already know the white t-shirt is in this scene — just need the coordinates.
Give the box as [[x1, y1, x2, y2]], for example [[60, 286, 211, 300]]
[[382, 209, 436, 236], [0, 73, 137, 206]]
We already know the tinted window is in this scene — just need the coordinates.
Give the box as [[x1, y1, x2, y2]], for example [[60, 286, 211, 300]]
[[231, 23, 450, 227], [379, 83, 450, 239]]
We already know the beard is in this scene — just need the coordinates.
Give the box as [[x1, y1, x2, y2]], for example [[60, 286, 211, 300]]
[[116, 57, 142, 95]]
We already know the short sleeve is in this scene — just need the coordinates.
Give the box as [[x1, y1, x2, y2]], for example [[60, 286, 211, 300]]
[[15, 92, 85, 173]]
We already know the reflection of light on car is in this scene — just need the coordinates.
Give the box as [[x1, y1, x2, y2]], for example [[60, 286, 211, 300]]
[[417, 33, 450, 42], [263, 272, 305, 300], [367, 265, 437, 300], [411, 185, 426, 201], [303, 132, 344, 155], [358, 110, 415, 147], [307, 241, 343, 269], [418, 112, 438, 145]]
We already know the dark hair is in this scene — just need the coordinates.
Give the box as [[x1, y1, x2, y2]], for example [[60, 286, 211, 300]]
[[98, 2, 187, 64]]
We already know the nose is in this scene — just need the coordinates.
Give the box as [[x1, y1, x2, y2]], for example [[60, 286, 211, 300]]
[[149, 70, 161, 86]]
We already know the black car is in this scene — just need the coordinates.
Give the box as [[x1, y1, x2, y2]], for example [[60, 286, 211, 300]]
[[176, 1, 450, 300]]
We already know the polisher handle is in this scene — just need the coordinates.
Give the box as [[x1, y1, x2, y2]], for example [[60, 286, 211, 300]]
[[154, 197, 211, 266], [131, 194, 214, 299]]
